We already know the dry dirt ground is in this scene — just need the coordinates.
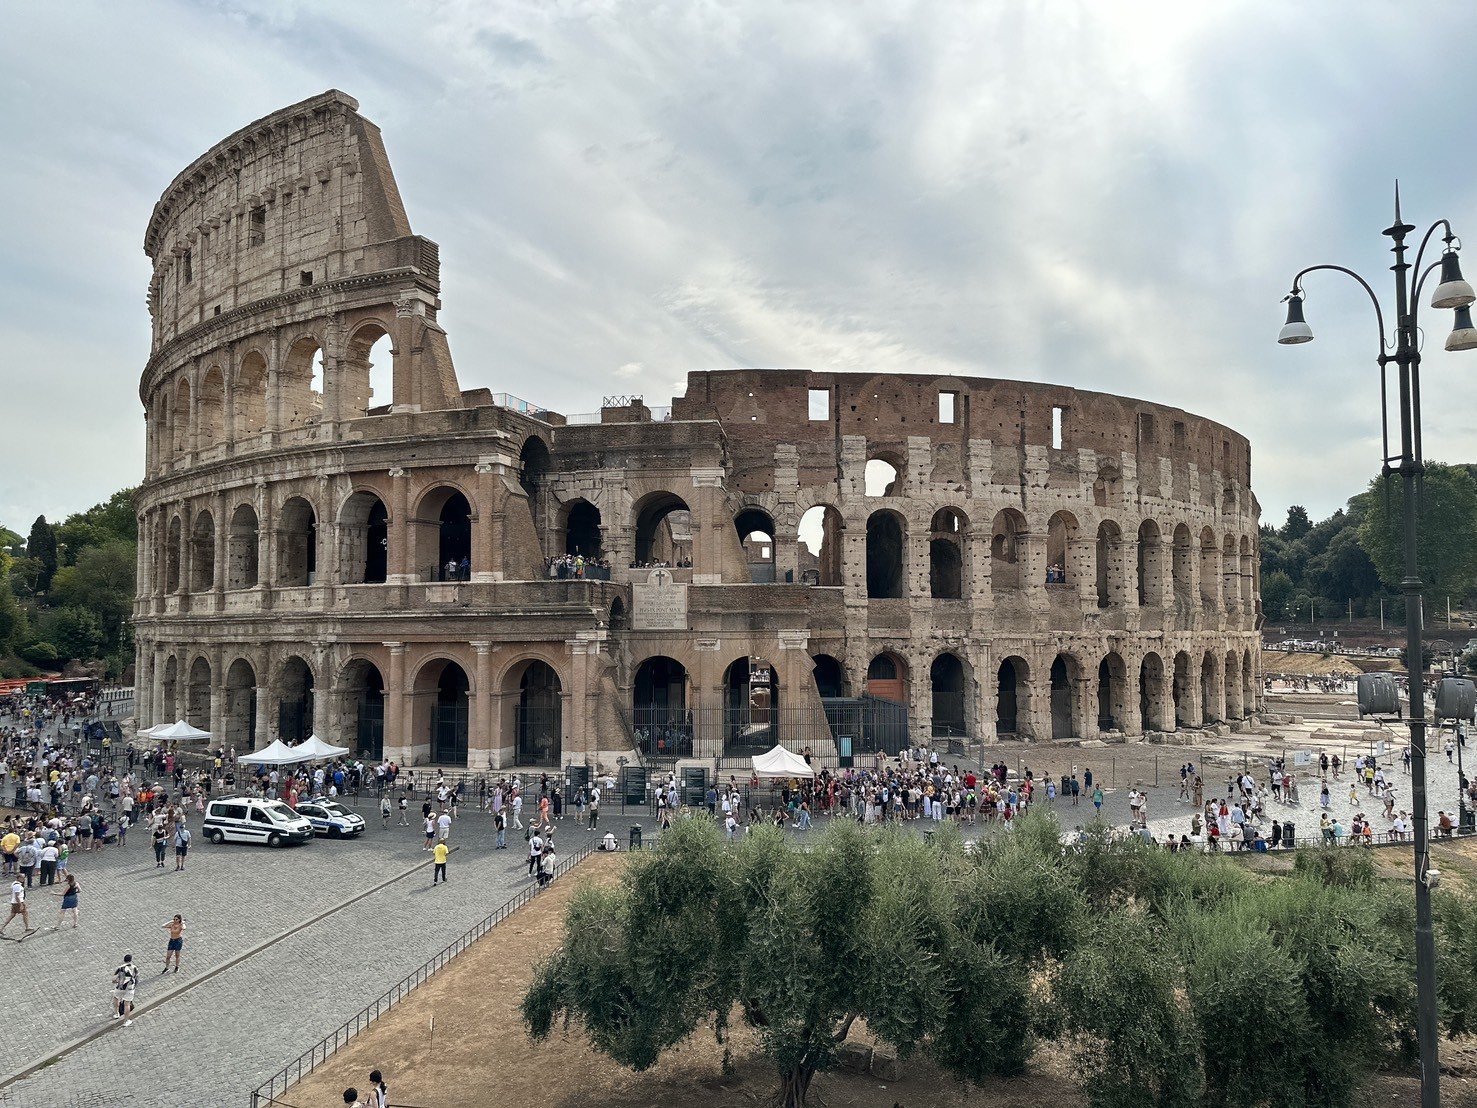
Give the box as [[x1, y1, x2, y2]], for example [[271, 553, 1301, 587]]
[[282, 850, 1477, 1108]]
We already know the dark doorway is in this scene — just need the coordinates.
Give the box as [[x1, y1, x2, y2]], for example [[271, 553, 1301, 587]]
[[438, 492, 472, 580], [996, 658, 1021, 735], [812, 654, 847, 699], [930, 654, 966, 737], [365, 500, 388, 584], [356, 666, 385, 760], [866, 512, 905, 598], [516, 661, 562, 764], [432, 663, 470, 765], [565, 500, 602, 558], [633, 656, 689, 758]]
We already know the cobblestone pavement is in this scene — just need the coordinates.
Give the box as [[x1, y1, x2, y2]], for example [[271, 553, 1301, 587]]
[[0, 797, 650, 1108]]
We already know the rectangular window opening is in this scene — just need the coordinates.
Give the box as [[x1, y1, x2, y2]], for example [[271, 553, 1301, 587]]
[[939, 391, 957, 424], [248, 207, 266, 247], [1173, 421, 1186, 448], [1052, 406, 1064, 450], [300, 270, 314, 287], [1138, 412, 1155, 444], [807, 388, 830, 421], [181, 250, 192, 284]]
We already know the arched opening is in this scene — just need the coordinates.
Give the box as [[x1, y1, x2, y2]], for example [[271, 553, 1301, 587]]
[[234, 351, 268, 440], [724, 656, 778, 754], [189, 511, 215, 593], [280, 336, 324, 429], [1172, 524, 1194, 607], [1223, 534, 1241, 607], [930, 653, 967, 738], [1172, 651, 1193, 728], [864, 455, 901, 497], [1051, 654, 1079, 740], [165, 516, 182, 593], [186, 657, 211, 732], [1199, 528, 1219, 606], [563, 499, 603, 558], [160, 656, 179, 722], [866, 652, 908, 703], [1201, 650, 1220, 723], [1046, 511, 1079, 585], [276, 497, 317, 587], [338, 492, 389, 585], [929, 508, 966, 599], [1095, 520, 1121, 608], [633, 492, 691, 567], [519, 437, 552, 547], [227, 504, 259, 589], [865, 511, 905, 598], [423, 661, 470, 765], [1243, 648, 1255, 715], [277, 656, 314, 745], [633, 656, 689, 758], [1098, 653, 1127, 732], [1224, 650, 1243, 718], [990, 509, 1027, 593], [173, 377, 191, 457], [608, 597, 627, 631], [341, 659, 385, 760], [417, 488, 471, 581], [224, 659, 256, 749], [996, 656, 1028, 738], [515, 661, 561, 765], [1137, 519, 1162, 606], [1139, 652, 1168, 732], [798, 505, 843, 586], [343, 322, 394, 418], [198, 368, 225, 446], [735, 507, 777, 584], [811, 654, 848, 698]]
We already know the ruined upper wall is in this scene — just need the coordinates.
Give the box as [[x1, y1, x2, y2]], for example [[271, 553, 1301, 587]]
[[143, 90, 427, 352]]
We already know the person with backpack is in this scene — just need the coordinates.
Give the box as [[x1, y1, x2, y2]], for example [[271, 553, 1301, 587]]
[[111, 954, 138, 1025], [380, 795, 392, 829], [172, 823, 191, 872]]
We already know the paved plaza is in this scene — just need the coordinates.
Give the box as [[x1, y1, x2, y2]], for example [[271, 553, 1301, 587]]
[[0, 795, 651, 1107]]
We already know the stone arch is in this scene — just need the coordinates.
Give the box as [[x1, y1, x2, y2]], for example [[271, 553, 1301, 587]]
[[996, 655, 1030, 739], [165, 515, 183, 593], [276, 496, 318, 587], [1050, 653, 1082, 740], [1046, 510, 1080, 586], [338, 490, 389, 585], [632, 491, 691, 567], [561, 498, 603, 559], [811, 653, 849, 698], [735, 506, 777, 583], [160, 655, 179, 722], [1199, 527, 1219, 606], [1137, 518, 1162, 606], [280, 333, 324, 429], [227, 503, 259, 589], [198, 366, 225, 446], [798, 504, 843, 586], [929, 508, 967, 599], [724, 655, 779, 754], [223, 657, 257, 749], [1172, 524, 1194, 607], [173, 376, 191, 457], [633, 655, 689, 757], [342, 319, 395, 418], [414, 484, 474, 581], [1095, 520, 1122, 608], [503, 658, 561, 766], [1172, 650, 1194, 728], [930, 652, 969, 738], [866, 651, 909, 703], [234, 349, 269, 439], [1097, 652, 1128, 732], [338, 657, 386, 759], [1224, 650, 1243, 718], [519, 435, 553, 547], [413, 657, 471, 766], [864, 450, 904, 496], [276, 654, 315, 744], [1201, 649, 1221, 723], [608, 596, 627, 631], [189, 510, 216, 593], [1139, 651, 1169, 732], [186, 656, 212, 731], [991, 508, 1028, 593], [865, 509, 906, 599]]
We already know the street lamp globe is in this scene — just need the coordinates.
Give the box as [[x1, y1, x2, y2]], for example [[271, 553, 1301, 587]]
[[1446, 305, 1477, 352], [1278, 293, 1314, 344], [1432, 251, 1477, 309]]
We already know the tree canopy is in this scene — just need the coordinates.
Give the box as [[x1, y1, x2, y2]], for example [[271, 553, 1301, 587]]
[[1358, 462, 1477, 603]]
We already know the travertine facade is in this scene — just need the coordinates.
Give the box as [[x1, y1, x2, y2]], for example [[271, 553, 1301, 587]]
[[134, 91, 1262, 769]]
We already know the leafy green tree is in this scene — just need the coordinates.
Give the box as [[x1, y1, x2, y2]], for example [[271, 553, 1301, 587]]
[[1261, 570, 1294, 619], [26, 515, 57, 592], [55, 488, 137, 561], [1281, 504, 1312, 541], [50, 540, 135, 653], [1308, 528, 1382, 605], [1359, 462, 1477, 601], [36, 606, 104, 663], [0, 527, 22, 557]]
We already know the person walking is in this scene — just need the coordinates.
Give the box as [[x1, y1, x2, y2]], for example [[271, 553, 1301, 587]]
[[397, 795, 408, 826], [1091, 786, 1103, 814], [436, 808, 452, 845], [50, 872, 80, 930], [528, 830, 544, 876], [1, 876, 33, 940], [111, 954, 138, 1025], [366, 1071, 389, 1108], [172, 823, 191, 872], [380, 795, 392, 829], [152, 822, 168, 868], [511, 789, 524, 830], [494, 809, 507, 850], [161, 914, 185, 973], [588, 786, 600, 831], [423, 814, 435, 851], [432, 840, 449, 885], [38, 839, 58, 886]]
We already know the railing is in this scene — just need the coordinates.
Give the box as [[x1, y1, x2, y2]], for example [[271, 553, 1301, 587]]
[[247, 840, 596, 1108]]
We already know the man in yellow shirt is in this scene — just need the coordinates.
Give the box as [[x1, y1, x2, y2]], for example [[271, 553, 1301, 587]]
[[432, 841, 448, 885], [1, 831, 19, 876]]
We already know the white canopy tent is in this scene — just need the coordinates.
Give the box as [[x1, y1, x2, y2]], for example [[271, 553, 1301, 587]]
[[296, 734, 350, 760], [146, 719, 212, 742], [237, 739, 314, 766], [750, 744, 815, 779]]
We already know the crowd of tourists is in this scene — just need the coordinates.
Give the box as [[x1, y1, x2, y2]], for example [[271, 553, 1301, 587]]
[[545, 553, 612, 579]]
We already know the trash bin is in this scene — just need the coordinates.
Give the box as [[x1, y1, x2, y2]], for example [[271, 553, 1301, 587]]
[[1282, 820, 1296, 848], [1462, 807, 1476, 834], [1059, 774, 1070, 795], [629, 825, 643, 851]]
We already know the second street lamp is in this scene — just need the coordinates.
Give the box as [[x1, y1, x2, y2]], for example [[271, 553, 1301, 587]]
[[1277, 186, 1476, 1108]]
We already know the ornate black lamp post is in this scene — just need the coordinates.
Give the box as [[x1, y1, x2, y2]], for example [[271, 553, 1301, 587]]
[[1279, 186, 1477, 1108]]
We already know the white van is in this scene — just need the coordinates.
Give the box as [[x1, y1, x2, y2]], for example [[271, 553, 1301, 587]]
[[204, 796, 314, 847]]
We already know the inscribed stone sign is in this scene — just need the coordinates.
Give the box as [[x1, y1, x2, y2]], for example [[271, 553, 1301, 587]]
[[632, 568, 688, 630]]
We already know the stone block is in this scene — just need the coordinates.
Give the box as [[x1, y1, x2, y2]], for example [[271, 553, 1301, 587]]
[[837, 1041, 873, 1073], [870, 1049, 900, 1081]]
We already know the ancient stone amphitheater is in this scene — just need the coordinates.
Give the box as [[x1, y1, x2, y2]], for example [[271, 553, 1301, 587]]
[[133, 90, 1262, 772]]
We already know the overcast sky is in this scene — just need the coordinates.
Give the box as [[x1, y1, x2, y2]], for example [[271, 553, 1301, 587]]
[[3, 1, 1477, 534]]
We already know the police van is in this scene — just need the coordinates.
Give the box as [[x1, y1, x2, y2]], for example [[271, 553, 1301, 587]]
[[203, 796, 314, 847]]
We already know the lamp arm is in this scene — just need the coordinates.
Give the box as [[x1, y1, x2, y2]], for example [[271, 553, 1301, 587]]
[[1410, 219, 1455, 299], [1292, 264, 1392, 353], [1410, 261, 1445, 335]]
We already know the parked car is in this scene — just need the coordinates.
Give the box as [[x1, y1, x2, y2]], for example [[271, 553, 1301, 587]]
[[294, 797, 366, 838], [203, 796, 314, 847]]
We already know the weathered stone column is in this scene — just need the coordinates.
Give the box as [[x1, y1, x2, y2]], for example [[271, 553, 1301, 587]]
[[386, 467, 411, 584], [471, 641, 493, 769], [384, 642, 409, 763], [253, 683, 271, 750], [473, 462, 499, 582]]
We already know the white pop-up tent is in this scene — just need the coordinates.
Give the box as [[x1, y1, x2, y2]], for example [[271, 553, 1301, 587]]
[[296, 734, 350, 760], [237, 739, 314, 766], [751, 743, 815, 779], [147, 719, 212, 742]]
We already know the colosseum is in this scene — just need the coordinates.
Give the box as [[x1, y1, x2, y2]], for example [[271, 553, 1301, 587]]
[[132, 90, 1263, 775]]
